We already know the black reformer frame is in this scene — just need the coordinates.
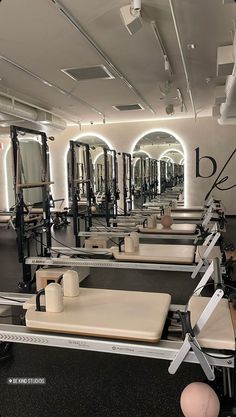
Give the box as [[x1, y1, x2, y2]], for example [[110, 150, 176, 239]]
[[160, 160, 167, 193], [133, 156, 150, 206], [150, 159, 158, 199], [69, 140, 93, 247], [10, 125, 52, 290], [104, 148, 119, 226], [122, 152, 132, 216]]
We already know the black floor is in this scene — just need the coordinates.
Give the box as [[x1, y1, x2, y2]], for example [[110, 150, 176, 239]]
[[0, 219, 235, 417]]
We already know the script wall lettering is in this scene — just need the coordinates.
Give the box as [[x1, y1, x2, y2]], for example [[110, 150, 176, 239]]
[[195, 147, 236, 200]]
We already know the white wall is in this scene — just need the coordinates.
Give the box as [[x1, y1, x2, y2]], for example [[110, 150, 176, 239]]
[[1, 116, 236, 214]]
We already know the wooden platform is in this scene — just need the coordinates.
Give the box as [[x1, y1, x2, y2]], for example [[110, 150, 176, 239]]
[[30, 208, 67, 214], [25, 288, 171, 342], [138, 224, 197, 235], [189, 296, 235, 350], [195, 245, 222, 262], [144, 204, 204, 212], [162, 212, 203, 220], [113, 244, 195, 264]]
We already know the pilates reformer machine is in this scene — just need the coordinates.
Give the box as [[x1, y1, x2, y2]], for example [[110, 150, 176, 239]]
[[101, 148, 119, 227], [68, 142, 121, 244], [92, 148, 120, 226], [22, 226, 223, 288], [28, 198, 69, 230], [133, 156, 146, 206], [159, 160, 167, 193], [10, 125, 53, 290], [1, 257, 236, 413], [68, 140, 94, 247], [86, 202, 224, 248], [122, 152, 132, 216], [79, 221, 213, 244], [0, 202, 69, 231], [143, 194, 223, 212], [133, 156, 158, 206], [105, 202, 225, 240]]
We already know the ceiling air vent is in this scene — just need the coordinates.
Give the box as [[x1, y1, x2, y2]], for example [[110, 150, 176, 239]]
[[113, 104, 144, 111], [61, 65, 114, 81]]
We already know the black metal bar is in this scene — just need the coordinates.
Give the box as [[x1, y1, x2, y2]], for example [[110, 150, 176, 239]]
[[41, 133, 51, 254], [128, 153, 132, 211], [123, 153, 127, 216], [122, 152, 132, 215], [85, 143, 92, 230], [11, 125, 46, 137], [113, 150, 118, 219], [148, 158, 151, 202], [140, 157, 144, 205], [70, 141, 80, 247], [104, 148, 110, 227]]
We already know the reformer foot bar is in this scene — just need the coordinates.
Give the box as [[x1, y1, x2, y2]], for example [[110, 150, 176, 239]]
[[0, 260, 234, 382]]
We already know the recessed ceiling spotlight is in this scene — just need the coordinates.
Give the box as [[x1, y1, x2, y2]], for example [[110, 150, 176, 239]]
[[187, 44, 196, 50]]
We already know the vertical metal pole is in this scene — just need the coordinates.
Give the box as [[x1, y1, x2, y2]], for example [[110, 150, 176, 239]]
[[141, 157, 145, 205], [70, 141, 80, 247], [113, 150, 118, 219], [121, 152, 131, 216], [85, 144, 92, 230], [104, 148, 110, 226], [41, 133, 51, 255], [128, 154, 132, 212], [122, 153, 127, 216], [148, 158, 151, 202], [11, 128, 26, 269]]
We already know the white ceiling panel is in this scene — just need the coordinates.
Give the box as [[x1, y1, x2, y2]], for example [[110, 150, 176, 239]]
[[0, 0, 235, 125]]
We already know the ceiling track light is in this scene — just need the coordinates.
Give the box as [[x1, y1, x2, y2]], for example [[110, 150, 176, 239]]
[[0, 55, 105, 122], [51, 0, 155, 115], [168, 0, 197, 119], [150, 21, 173, 76]]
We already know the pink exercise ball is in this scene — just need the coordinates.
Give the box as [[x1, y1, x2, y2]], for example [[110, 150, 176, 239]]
[[91, 205, 97, 213], [161, 215, 173, 228], [180, 382, 220, 417]]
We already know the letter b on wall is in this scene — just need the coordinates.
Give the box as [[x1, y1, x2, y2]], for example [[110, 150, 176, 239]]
[[195, 147, 217, 178]]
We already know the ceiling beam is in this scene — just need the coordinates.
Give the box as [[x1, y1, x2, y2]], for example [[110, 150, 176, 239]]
[[168, 0, 197, 119]]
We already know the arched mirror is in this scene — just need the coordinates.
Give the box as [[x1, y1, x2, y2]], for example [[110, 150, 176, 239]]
[[133, 131, 184, 199]]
